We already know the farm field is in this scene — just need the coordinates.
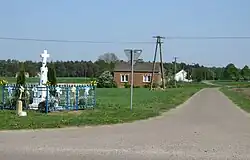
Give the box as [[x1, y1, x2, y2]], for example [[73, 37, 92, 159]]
[[0, 77, 92, 84], [0, 87, 203, 130]]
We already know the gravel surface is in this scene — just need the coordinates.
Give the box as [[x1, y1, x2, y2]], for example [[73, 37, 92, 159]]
[[1, 88, 250, 160]]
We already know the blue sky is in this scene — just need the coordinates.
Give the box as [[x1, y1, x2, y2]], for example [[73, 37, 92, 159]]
[[0, 0, 250, 68]]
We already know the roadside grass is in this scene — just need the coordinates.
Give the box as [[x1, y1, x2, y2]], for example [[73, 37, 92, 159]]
[[0, 77, 92, 83], [220, 87, 250, 113], [176, 82, 217, 88], [0, 87, 202, 130], [212, 80, 250, 88]]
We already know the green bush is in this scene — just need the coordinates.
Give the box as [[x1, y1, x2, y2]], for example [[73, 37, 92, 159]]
[[97, 71, 117, 88], [48, 63, 57, 86], [16, 62, 26, 86], [124, 82, 130, 88]]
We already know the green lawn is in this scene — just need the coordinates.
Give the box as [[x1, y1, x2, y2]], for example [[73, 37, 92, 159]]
[[0, 87, 203, 130], [212, 80, 250, 88], [220, 87, 250, 112], [0, 77, 92, 83]]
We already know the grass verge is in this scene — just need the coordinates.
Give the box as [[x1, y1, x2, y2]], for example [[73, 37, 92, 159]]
[[0, 87, 202, 130], [213, 80, 250, 88], [220, 87, 250, 112]]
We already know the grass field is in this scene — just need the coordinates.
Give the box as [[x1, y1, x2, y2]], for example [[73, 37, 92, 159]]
[[0, 77, 92, 84], [212, 80, 250, 88], [0, 86, 204, 130], [220, 87, 250, 113]]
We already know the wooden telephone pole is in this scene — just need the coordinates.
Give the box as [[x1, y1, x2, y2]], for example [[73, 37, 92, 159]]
[[173, 57, 178, 88], [150, 36, 165, 90]]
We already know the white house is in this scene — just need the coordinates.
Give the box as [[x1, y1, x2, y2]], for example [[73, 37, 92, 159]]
[[174, 69, 192, 82]]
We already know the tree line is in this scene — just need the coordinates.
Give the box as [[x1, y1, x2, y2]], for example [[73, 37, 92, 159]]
[[0, 53, 250, 82]]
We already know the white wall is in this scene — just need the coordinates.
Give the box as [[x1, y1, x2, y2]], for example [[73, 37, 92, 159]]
[[174, 70, 192, 82]]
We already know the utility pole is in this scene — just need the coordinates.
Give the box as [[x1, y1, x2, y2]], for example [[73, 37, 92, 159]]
[[150, 36, 165, 90], [173, 57, 178, 88]]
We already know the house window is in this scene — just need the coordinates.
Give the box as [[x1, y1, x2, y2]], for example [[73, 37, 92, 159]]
[[121, 74, 129, 82], [143, 75, 151, 82]]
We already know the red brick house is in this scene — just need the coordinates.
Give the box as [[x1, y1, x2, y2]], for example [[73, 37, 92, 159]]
[[113, 62, 162, 88]]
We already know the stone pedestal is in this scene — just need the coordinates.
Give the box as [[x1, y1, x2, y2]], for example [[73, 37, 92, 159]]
[[29, 97, 45, 110], [16, 100, 27, 117]]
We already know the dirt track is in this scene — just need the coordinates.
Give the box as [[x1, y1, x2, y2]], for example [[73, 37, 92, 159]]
[[1, 88, 250, 160]]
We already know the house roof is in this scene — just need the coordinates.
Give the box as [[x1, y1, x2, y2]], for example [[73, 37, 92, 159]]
[[114, 62, 161, 72], [175, 69, 187, 75]]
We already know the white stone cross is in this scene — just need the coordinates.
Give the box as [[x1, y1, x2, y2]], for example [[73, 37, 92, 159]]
[[40, 49, 50, 66]]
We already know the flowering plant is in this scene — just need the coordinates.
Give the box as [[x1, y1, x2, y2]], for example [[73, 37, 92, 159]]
[[90, 80, 97, 86], [46, 81, 52, 86], [0, 79, 8, 86]]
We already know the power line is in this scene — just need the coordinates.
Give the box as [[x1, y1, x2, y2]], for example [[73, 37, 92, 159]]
[[166, 36, 250, 40], [0, 36, 154, 44], [0, 36, 250, 44]]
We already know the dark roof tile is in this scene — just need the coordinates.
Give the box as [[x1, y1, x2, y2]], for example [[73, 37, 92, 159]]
[[114, 62, 161, 72]]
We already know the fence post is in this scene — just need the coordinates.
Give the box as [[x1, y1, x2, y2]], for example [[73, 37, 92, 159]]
[[66, 86, 69, 110], [45, 86, 49, 113], [75, 86, 79, 110], [1, 85, 5, 110], [93, 85, 96, 107], [84, 86, 87, 108]]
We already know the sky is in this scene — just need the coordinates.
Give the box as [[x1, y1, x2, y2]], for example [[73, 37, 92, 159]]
[[0, 0, 250, 68]]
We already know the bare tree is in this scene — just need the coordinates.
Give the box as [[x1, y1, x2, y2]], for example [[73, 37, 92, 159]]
[[98, 53, 119, 63]]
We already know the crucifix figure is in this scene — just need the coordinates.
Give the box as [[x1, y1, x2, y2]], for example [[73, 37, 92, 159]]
[[40, 49, 50, 67], [39, 49, 50, 98]]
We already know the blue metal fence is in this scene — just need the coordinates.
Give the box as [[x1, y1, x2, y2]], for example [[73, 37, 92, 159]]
[[0, 84, 96, 113]]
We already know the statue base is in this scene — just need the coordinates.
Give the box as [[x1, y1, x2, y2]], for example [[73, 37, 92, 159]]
[[16, 99, 27, 117], [18, 111, 27, 117], [29, 97, 46, 110]]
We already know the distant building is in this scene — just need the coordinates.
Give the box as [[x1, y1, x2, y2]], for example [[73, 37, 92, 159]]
[[113, 62, 163, 88], [174, 69, 192, 82]]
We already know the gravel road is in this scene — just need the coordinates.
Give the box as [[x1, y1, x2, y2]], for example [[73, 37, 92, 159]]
[[1, 88, 250, 160]]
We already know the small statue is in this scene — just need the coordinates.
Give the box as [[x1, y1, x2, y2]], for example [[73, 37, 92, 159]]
[[32, 87, 38, 97], [71, 86, 76, 93], [7, 86, 13, 97], [18, 86, 25, 100], [84, 86, 90, 97], [55, 86, 62, 98]]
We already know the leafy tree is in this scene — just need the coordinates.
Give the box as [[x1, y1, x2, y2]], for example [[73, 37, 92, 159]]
[[223, 63, 240, 81], [98, 53, 119, 63], [16, 62, 26, 86], [48, 63, 57, 85], [47, 63, 57, 97], [240, 65, 250, 80], [0, 56, 247, 82], [185, 70, 192, 80], [192, 68, 204, 82], [14, 62, 30, 108]]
